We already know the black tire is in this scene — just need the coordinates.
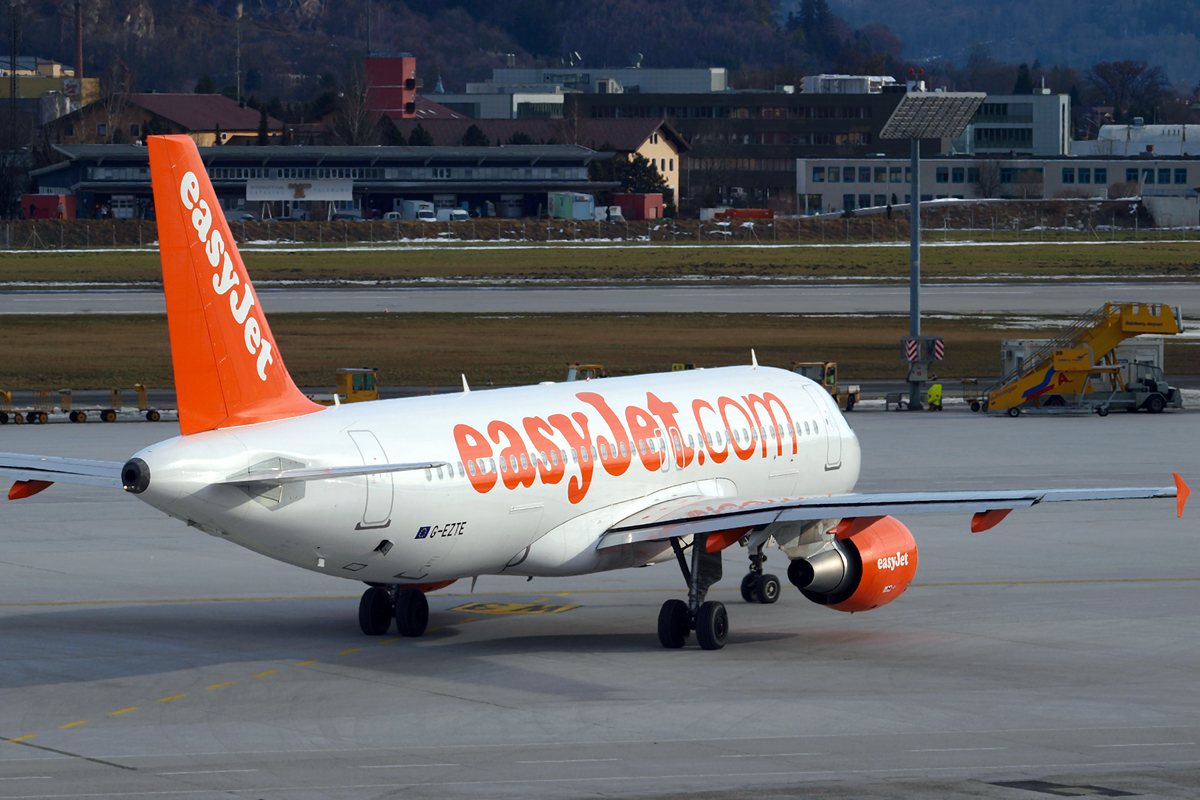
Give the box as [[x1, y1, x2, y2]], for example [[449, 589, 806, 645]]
[[147, 410, 161, 422], [358, 587, 393, 636], [970, 401, 981, 412], [739, 573, 756, 602], [102, 410, 116, 422], [695, 601, 728, 650], [1044, 395, 1066, 407], [1145, 394, 1166, 414], [1007, 407, 1020, 418], [68, 411, 77, 422], [0, 412, 7, 424], [755, 574, 781, 604], [394, 588, 429, 637], [657, 599, 689, 649], [27, 412, 40, 424], [845, 395, 856, 412], [1097, 405, 1110, 417]]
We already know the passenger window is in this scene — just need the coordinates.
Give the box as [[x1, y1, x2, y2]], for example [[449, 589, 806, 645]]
[[425, 468, 432, 481], [648, 439, 656, 453], [687, 434, 694, 449], [551, 450, 559, 466], [468, 460, 476, 476], [458, 462, 465, 477], [500, 458, 508, 473], [812, 420, 819, 434], [658, 438, 665, 453], [540, 450, 548, 466], [804, 422, 810, 435], [742, 428, 749, 441], [620, 441, 628, 457], [489, 458, 497, 473], [581, 447, 589, 462], [639, 439, 646, 455], [769, 426, 776, 440], [600, 443, 609, 459], [519, 453, 528, 470]]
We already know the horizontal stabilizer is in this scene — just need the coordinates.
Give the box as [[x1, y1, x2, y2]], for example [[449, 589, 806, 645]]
[[599, 483, 1183, 548], [223, 461, 451, 486], [0, 452, 124, 490]]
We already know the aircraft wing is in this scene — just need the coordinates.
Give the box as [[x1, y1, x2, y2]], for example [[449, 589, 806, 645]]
[[1, 452, 125, 496], [597, 474, 1189, 549]]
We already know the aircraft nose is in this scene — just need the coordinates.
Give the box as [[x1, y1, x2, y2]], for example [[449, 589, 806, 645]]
[[122, 458, 151, 493]]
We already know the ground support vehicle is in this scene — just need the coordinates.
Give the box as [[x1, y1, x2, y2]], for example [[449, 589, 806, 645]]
[[986, 303, 1182, 415], [311, 368, 380, 406], [792, 362, 860, 411], [0, 385, 162, 423], [566, 363, 606, 382]]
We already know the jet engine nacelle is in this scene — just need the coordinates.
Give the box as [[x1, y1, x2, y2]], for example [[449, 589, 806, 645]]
[[786, 515, 918, 612]]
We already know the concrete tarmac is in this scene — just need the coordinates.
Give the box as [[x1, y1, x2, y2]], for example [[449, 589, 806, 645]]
[[6, 281, 1200, 316], [2, 409, 1199, 799]]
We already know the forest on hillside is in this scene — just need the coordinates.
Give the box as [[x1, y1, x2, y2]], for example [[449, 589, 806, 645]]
[[8, 0, 900, 99], [827, 0, 1200, 85]]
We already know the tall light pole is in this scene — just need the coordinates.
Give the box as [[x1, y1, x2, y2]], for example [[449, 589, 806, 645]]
[[235, 3, 243, 105], [879, 86, 984, 409]]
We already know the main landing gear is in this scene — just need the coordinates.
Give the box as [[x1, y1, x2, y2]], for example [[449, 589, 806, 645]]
[[358, 585, 429, 638], [739, 541, 780, 605], [658, 534, 729, 650]]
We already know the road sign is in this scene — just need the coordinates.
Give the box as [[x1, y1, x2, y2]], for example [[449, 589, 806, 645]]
[[933, 338, 945, 360], [904, 338, 919, 361]]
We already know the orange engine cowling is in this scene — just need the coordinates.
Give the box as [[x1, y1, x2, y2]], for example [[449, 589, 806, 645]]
[[786, 515, 918, 613]]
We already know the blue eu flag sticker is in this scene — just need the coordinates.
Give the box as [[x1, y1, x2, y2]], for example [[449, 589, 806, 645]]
[[415, 526, 430, 540]]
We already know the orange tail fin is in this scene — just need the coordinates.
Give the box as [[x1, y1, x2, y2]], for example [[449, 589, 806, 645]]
[[148, 135, 320, 435]]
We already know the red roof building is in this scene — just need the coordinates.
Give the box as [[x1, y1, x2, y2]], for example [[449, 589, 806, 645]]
[[47, 93, 283, 147]]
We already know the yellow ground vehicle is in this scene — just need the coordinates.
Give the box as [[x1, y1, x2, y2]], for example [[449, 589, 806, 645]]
[[985, 303, 1182, 415], [566, 363, 606, 381], [312, 368, 380, 406], [792, 361, 861, 411]]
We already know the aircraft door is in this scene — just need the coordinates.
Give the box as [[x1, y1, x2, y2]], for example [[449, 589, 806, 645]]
[[802, 386, 841, 471], [348, 430, 394, 529]]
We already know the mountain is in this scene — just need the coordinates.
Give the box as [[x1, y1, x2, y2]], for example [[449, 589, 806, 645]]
[[827, 0, 1200, 83], [9, 0, 892, 101]]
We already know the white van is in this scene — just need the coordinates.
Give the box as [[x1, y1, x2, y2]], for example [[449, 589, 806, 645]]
[[436, 208, 470, 222]]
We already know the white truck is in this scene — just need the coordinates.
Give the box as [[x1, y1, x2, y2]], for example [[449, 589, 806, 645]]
[[400, 200, 436, 221], [436, 208, 470, 222]]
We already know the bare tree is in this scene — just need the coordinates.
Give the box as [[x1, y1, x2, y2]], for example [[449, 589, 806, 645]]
[[332, 67, 377, 146], [974, 159, 1002, 198], [1086, 61, 1167, 119], [1016, 168, 1044, 200]]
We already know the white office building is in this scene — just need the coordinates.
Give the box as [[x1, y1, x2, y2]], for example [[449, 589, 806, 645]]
[[795, 155, 1200, 215], [954, 92, 1071, 156]]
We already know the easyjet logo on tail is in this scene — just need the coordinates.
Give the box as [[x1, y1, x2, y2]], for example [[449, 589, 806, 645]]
[[179, 171, 274, 381]]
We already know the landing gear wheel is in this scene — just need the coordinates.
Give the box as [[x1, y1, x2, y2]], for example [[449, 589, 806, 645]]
[[394, 588, 429, 637], [657, 599, 689, 649], [739, 573, 756, 602], [754, 574, 780, 604], [1007, 407, 1020, 417], [358, 586, 393, 636], [695, 601, 728, 651]]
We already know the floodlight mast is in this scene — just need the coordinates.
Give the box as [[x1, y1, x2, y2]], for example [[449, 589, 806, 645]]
[[879, 88, 985, 409]]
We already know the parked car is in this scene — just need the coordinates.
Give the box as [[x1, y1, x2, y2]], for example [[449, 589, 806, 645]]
[[223, 209, 256, 222]]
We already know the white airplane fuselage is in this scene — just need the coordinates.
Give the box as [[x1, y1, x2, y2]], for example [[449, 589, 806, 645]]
[[132, 366, 861, 585]]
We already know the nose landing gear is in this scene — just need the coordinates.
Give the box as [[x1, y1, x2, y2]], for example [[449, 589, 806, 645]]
[[657, 534, 728, 650], [357, 585, 430, 638]]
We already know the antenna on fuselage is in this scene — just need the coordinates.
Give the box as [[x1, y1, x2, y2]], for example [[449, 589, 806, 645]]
[[462, 374, 470, 393], [751, 349, 758, 369]]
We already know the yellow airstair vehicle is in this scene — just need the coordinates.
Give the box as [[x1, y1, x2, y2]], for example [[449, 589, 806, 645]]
[[985, 302, 1183, 416]]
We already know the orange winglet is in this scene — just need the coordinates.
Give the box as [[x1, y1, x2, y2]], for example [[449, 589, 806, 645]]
[[1174, 472, 1190, 518], [8, 480, 53, 500], [970, 508, 1012, 533]]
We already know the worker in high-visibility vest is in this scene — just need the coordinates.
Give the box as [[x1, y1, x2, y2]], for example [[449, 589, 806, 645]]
[[927, 383, 943, 411]]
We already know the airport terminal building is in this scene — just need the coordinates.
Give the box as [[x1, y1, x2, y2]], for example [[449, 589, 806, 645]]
[[29, 144, 617, 220]]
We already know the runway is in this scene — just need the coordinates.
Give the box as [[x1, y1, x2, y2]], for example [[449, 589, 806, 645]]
[[2, 410, 1198, 798], [6, 281, 1200, 316]]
